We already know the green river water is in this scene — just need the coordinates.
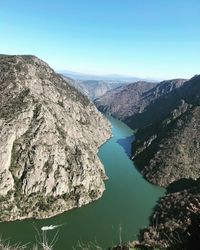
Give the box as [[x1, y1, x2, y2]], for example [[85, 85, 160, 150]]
[[0, 116, 165, 249]]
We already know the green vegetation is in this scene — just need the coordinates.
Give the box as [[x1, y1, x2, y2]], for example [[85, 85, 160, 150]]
[[55, 123, 66, 140], [57, 100, 64, 108], [9, 141, 24, 200], [33, 103, 42, 120], [43, 161, 53, 175], [36, 199, 51, 212], [0, 88, 30, 119]]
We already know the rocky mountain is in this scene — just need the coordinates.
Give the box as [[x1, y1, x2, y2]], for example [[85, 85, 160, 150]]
[[125, 78, 188, 130], [130, 77, 200, 249], [110, 76, 200, 250], [132, 75, 200, 187], [0, 55, 112, 222], [61, 74, 129, 100], [94, 81, 157, 119], [95, 74, 200, 249], [95, 79, 187, 124]]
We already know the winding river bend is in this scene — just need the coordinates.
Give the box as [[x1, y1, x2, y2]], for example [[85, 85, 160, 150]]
[[0, 117, 165, 249]]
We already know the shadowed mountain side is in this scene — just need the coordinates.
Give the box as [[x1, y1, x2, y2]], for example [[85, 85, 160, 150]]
[[138, 178, 200, 249], [132, 75, 200, 187], [167, 178, 200, 193]]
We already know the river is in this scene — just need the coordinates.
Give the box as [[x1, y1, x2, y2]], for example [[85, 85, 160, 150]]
[[0, 116, 165, 249]]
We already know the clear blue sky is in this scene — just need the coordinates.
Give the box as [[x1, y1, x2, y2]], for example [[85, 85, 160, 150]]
[[1, 0, 199, 79]]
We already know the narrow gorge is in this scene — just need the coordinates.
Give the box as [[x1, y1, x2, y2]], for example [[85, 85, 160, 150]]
[[0, 55, 199, 250], [95, 77, 200, 249]]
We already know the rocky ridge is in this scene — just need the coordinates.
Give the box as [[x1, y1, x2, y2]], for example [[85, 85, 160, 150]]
[[0, 55, 112, 221]]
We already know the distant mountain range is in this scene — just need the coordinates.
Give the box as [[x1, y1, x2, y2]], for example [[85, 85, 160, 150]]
[[59, 70, 158, 100], [60, 74, 132, 100], [58, 70, 146, 82]]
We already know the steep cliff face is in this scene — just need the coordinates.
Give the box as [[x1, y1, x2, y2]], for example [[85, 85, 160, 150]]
[[132, 76, 200, 187], [0, 55, 112, 221]]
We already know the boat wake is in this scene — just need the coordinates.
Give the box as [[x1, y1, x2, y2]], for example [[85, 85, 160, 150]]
[[41, 224, 62, 231]]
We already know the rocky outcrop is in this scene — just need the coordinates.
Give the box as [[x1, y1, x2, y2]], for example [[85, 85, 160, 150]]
[[0, 55, 112, 221]]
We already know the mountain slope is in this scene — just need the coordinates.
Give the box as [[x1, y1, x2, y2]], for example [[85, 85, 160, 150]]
[[95, 79, 187, 125], [95, 76, 200, 187], [132, 75, 200, 187], [0, 55, 111, 221], [94, 81, 157, 119], [138, 179, 200, 249], [125, 79, 188, 130]]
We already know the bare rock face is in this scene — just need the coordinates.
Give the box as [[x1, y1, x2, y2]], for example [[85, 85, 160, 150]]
[[0, 55, 112, 221]]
